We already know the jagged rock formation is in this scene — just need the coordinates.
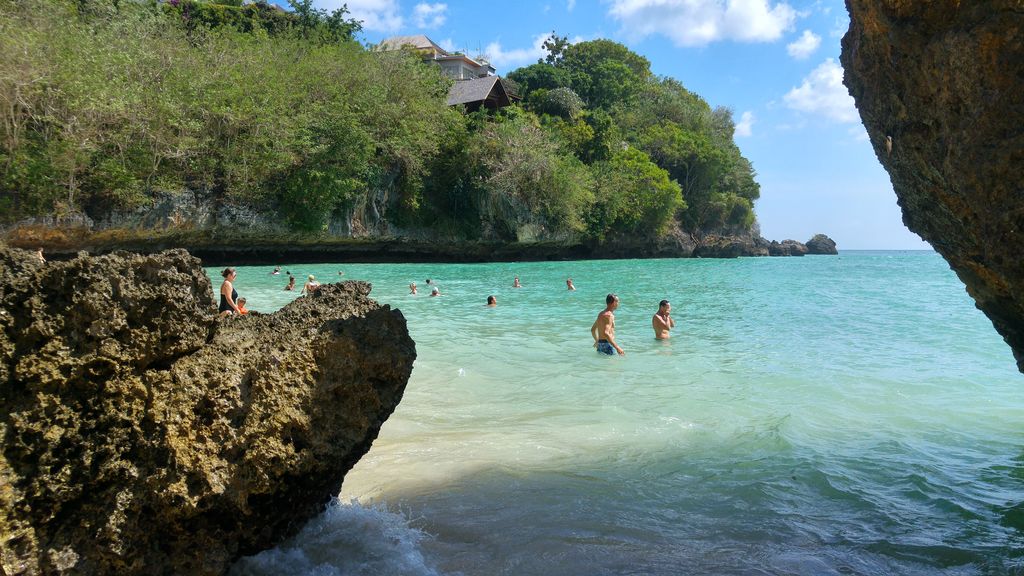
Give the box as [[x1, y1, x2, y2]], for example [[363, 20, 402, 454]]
[[805, 234, 838, 255], [841, 2, 1024, 371], [768, 240, 808, 257], [0, 247, 416, 575]]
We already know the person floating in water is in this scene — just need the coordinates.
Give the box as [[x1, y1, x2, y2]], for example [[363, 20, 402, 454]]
[[430, 287, 441, 297], [486, 295, 497, 307], [271, 266, 281, 275], [566, 278, 576, 291], [409, 282, 418, 295], [652, 299, 675, 340], [219, 267, 240, 316], [236, 297, 250, 315], [284, 275, 295, 291], [591, 294, 624, 356], [302, 274, 320, 296], [513, 276, 521, 288]]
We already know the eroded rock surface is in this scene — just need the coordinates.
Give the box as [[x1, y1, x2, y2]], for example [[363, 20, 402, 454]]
[[805, 234, 838, 255], [842, 1, 1024, 371], [768, 240, 808, 257], [0, 247, 415, 575]]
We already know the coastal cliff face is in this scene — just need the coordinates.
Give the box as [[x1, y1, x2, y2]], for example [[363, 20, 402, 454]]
[[0, 247, 416, 575], [841, 2, 1024, 371]]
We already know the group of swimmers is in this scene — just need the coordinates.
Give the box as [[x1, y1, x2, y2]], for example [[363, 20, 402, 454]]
[[591, 294, 676, 356], [412, 273, 675, 356], [218, 266, 337, 316], [272, 266, 325, 295], [222, 268, 675, 356], [409, 279, 442, 297]]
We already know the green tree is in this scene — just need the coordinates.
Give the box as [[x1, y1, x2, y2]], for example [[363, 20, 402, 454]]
[[559, 40, 651, 109], [589, 147, 683, 238]]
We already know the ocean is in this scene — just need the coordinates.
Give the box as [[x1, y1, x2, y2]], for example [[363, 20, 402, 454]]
[[218, 251, 1024, 576]]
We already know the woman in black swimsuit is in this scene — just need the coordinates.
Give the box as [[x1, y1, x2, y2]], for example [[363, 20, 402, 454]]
[[219, 267, 240, 315]]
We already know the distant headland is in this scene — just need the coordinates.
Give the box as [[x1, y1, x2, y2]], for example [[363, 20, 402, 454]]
[[0, 1, 836, 265]]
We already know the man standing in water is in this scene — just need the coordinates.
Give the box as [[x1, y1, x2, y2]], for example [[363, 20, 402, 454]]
[[652, 299, 675, 339], [591, 294, 624, 356]]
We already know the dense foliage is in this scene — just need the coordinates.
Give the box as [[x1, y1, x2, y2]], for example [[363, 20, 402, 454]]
[[0, 4, 760, 243]]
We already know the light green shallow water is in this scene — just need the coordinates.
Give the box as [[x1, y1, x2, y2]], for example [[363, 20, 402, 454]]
[[222, 252, 1024, 576]]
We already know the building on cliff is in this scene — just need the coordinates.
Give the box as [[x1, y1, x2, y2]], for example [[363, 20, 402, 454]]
[[377, 34, 520, 111]]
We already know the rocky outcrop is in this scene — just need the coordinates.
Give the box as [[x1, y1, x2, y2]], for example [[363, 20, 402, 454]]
[[768, 240, 808, 257], [841, 2, 1024, 371], [0, 247, 415, 575], [805, 234, 838, 255], [692, 234, 769, 258]]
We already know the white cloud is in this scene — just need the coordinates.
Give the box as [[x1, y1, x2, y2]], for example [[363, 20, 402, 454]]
[[318, 0, 403, 32], [830, 15, 849, 38], [735, 111, 754, 137], [848, 124, 869, 141], [783, 58, 858, 123], [413, 2, 447, 28], [608, 0, 797, 47], [786, 30, 820, 59], [438, 37, 456, 52], [484, 33, 551, 70], [567, 0, 576, 10]]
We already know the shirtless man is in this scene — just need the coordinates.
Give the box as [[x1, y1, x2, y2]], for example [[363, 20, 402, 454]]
[[591, 294, 624, 356], [652, 300, 676, 339], [566, 278, 576, 291]]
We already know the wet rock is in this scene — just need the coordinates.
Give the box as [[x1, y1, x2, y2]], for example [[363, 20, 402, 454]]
[[805, 234, 838, 255], [0, 246, 415, 575], [842, 1, 1024, 371]]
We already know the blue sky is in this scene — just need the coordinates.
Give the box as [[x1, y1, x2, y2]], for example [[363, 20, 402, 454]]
[[313, 0, 931, 250]]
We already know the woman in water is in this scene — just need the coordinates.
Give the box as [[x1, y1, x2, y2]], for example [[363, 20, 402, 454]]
[[219, 268, 240, 316], [302, 274, 320, 296]]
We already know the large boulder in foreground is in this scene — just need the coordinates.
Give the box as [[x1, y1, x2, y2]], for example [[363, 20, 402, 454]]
[[841, 2, 1024, 371], [0, 247, 415, 575]]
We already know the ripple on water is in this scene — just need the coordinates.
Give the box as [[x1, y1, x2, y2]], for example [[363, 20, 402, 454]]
[[217, 253, 1024, 575]]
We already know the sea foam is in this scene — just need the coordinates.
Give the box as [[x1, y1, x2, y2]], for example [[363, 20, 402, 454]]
[[228, 499, 442, 576]]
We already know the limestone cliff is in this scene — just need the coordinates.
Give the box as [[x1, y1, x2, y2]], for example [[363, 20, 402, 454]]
[[0, 247, 416, 575], [841, 1, 1024, 371]]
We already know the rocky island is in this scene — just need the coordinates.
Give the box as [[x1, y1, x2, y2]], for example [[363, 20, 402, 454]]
[[0, 246, 416, 575]]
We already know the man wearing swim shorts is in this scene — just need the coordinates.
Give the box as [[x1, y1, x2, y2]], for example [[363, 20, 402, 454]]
[[591, 294, 624, 356]]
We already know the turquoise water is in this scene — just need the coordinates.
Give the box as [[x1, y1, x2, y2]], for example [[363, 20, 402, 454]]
[[224, 252, 1024, 576]]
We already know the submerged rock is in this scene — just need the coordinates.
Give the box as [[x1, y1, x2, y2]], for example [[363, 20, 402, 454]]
[[0, 246, 415, 575], [842, 2, 1024, 371], [805, 234, 838, 255]]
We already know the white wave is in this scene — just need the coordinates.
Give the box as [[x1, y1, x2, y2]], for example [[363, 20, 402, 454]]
[[229, 499, 442, 576]]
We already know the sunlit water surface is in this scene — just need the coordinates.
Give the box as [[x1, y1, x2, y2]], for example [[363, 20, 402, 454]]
[[220, 252, 1024, 576]]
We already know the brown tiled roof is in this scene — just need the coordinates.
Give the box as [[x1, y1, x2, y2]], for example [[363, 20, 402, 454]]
[[446, 77, 501, 106], [377, 35, 447, 54]]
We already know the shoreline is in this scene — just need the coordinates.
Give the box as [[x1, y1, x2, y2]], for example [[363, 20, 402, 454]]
[[3, 227, 834, 266]]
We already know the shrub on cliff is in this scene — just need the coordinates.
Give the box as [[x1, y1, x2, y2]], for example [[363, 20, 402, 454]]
[[0, 0, 455, 229]]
